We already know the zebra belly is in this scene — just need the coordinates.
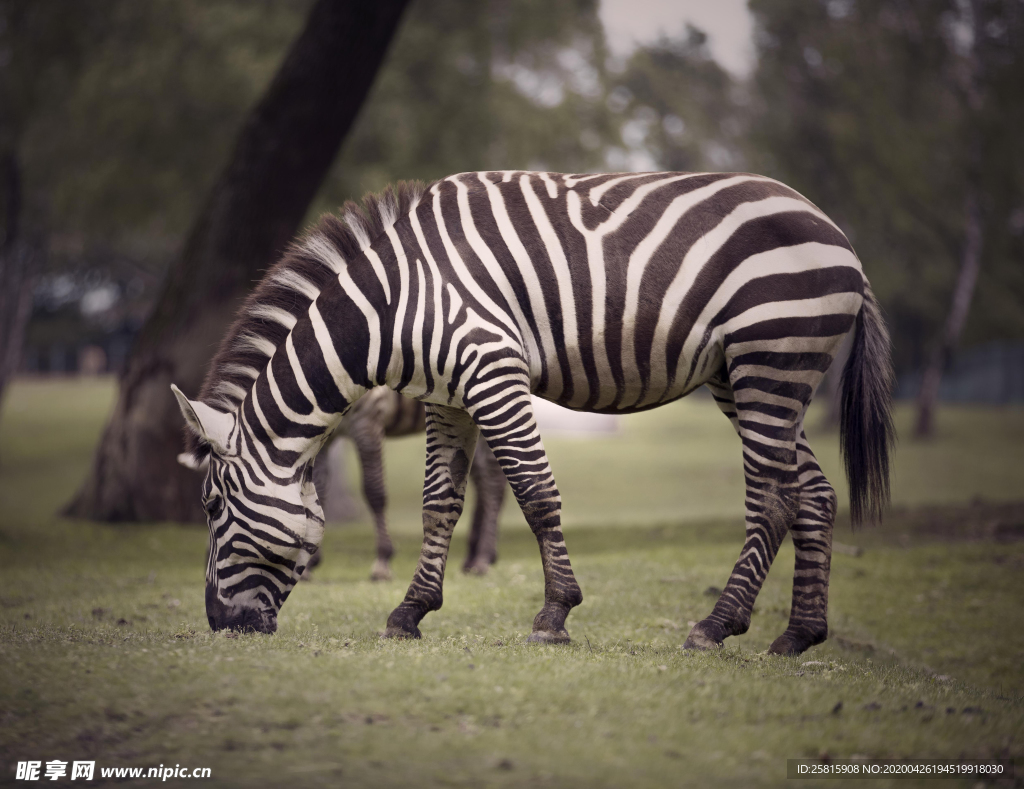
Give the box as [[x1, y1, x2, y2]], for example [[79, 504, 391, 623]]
[[527, 317, 725, 415]]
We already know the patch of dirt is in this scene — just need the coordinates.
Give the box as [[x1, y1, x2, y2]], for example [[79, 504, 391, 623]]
[[885, 500, 1024, 542]]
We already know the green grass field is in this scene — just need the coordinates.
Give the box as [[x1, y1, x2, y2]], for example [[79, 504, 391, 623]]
[[1, 377, 1022, 787]]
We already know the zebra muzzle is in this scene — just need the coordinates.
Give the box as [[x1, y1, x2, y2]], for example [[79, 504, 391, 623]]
[[205, 585, 278, 634]]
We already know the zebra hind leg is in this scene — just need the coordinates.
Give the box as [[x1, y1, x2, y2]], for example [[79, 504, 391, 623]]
[[383, 405, 478, 639], [684, 374, 802, 651], [768, 429, 835, 655]]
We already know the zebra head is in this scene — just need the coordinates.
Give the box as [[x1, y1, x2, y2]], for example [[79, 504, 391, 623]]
[[172, 385, 325, 634]]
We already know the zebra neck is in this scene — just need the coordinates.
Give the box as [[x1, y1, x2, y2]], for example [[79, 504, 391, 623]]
[[237, 321, 363, 480], [235, 391, 340, 482]]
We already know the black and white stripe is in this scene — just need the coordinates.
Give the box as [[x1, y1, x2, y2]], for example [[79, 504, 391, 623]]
[[173, 171, 893, 654]]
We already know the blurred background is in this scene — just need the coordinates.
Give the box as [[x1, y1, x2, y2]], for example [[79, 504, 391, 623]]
[[0, 0, 1021, 529]]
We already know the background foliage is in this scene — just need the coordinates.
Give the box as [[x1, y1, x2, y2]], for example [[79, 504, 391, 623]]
[[746, 0, 1024, 371], [2, 0, 1022, 376]]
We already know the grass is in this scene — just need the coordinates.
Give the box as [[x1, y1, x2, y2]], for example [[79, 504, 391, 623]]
[[1, 377, 1022, 787]]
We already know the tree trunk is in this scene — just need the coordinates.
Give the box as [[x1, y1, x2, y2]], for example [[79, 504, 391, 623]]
[[914, 190, 983, 437], [0, 152, 35, 415], [65, 0, 410, 522]]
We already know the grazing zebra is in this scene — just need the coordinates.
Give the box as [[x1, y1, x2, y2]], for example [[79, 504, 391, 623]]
[[312, 387, 506, 580], [182, 385, 505, 580], [173, 171, 893, 655], [180, 276, 507, 581]]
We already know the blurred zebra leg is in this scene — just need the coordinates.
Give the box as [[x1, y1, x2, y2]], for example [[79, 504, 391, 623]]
[[348, 407, 393, 581], [463, 436, 506, 574]]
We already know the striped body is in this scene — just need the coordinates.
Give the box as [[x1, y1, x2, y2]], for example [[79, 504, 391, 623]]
[[367, 172, 862, 415], [173, 171, 892, 652]]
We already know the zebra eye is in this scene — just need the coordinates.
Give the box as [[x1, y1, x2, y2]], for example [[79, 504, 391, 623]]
[[204, 495, 224, 519]]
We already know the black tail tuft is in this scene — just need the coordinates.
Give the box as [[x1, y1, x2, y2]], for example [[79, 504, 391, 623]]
[[840, 283, 896, 527]]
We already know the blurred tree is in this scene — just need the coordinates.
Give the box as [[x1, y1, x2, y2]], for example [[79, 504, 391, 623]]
[[0, 153, 32, 409], [315, 0, 615, 206], [0, 151, 32, 412], [15, 0, 314, 330], [913, 0, 1020, 436], [20, 0, 614, 302], [608, 25, 746, 174], [23, 2, 311, 257], [49, 0, 615, 522], [747, 0, 1024, 434], [0, 0, 105, 409], [66, 0, 411, 521]]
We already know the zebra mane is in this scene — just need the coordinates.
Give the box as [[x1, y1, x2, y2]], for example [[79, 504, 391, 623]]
[[186, 180, 432, 458]]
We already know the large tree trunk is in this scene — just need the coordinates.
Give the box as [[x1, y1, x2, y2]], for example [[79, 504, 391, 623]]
[[914, 190, 983, 437], [0, 152, 35, 414], [66, 0, 410, 522]]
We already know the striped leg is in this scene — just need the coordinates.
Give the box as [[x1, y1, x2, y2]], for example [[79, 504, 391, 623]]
[[383, 405, 478, 638], [463, 436, 506, 574], [768, 428, 835, 655], [471, 386, 582, 643], [684, 371, 802, 650], [349, 414, 393, 581]]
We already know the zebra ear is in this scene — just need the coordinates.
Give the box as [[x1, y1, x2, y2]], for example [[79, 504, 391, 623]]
[[171, 384, 234, 454], [177, 452, 210, 472]]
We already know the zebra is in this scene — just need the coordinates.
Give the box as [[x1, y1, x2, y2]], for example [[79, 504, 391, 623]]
[[172, 171, 893, 655], [178, 336, 506, 582], [309, 387, 506, 580], [180, 385, 506, 581]]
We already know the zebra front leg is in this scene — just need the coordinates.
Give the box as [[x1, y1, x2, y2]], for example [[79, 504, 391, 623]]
[[463, 436, 506, 574], [473, 388, 582, 643], [684, 427, 800, 651], [768, 429, 835, 656], [350, 416, 393, 581], [383, 405, 478, 639]]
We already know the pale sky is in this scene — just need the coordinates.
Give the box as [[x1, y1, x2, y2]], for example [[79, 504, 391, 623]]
[[599, 0, 755, 76]]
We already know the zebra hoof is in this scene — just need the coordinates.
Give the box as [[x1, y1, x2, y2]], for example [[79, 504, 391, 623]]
[[526, 629, 570, 645], [682, 621, 724, 651], [369, 560, 392, 582], [463, 560, 490, 576], [382, 625, 421, 639], [768, 629, 826, 657]]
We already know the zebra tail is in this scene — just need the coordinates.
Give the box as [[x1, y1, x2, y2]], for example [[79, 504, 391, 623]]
[[839, 282, 896, 527]]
